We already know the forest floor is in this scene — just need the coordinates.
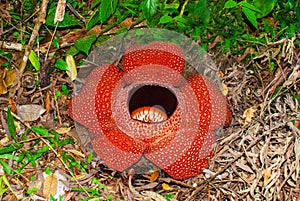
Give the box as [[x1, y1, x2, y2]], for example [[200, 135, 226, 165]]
[[0, 0, 300, 201]]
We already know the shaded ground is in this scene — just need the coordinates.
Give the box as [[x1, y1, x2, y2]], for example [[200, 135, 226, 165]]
[[0, 1, 300, 200]]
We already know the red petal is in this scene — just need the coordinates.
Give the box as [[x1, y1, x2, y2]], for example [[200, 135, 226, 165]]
[[162, 130, 216, 180], [202, 76, 230, 130], [224, 100, 232, 126], [145, 75, 213, 179], [186, 74, 212, 130], [157, 74, 214, 180], [123, 42, 185, 74], [95, 65, 146, 154], [69, 65, 108, 134], [91, 130, 142, 171]]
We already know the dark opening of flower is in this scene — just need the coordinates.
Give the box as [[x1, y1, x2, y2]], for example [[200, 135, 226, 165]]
[[129, 85, 178, 123], [70, 38, 232, 180]]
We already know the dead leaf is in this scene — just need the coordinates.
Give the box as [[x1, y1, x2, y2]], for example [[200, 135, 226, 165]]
[[66, 55, 77, 81], [45, 91, 51, 114], [54, 0, 66, 24], [0, 68, 7, 95], [222, 81, 229, 96], [243, 107, 256, 124], [235, 161, 254, 174], [141, 191, 167, 201], [162, 183, 174, 191], [238, 47, 255, 62], [4, 69, 16, 87], [0, 79, 7, 94], [8, 99, 17, 113], [43, 174, 58, 198], [55, 127, 71, 134], [66, 149, 85, 158], [263, 168, 272, 186], [17, 104, 46, 121], [135, 182, 159, 191], [149, 171, 160, 182]]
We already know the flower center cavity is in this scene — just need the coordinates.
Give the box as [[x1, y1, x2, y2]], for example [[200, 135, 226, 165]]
[[129, 85, 178, 123]]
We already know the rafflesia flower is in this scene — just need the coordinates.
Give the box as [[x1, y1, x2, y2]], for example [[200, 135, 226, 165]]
[[70, 37, 232, 180]]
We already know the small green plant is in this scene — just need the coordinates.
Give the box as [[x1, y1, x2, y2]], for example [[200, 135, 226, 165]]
[[164, 193, 175, 201], [0, 106, 76, 181], [224, 0, 278, 29]]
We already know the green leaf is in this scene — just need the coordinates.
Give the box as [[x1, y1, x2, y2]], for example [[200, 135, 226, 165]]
[[0, 159, 12, 175], [224, 0, 237, 8], [54, 59, 68, 71], [141, 0, 159, 24], [239, 2, 260, 12], [253, 0, 277, 18], [45, 12, 82, 28], [45, 167, 52, 175], [27, 187, 39, 195], [53, 39, 60, 48], [173, 16, 188, 24], [58, 138, 74, 146], [159, 15, 173, 24], [61, 85, 70, 95], [0, 154, 19, 161], [100, 0, 118, 24], [242, 7, 258, 28], [7, 107, 17, 142], [32, 126, 51, 137], [0, 143, 22, 154], [66, 46, 80, 56], [92, 0, 101, 8], [223, 39, 231, 53], [286, 23, 296, 38], [87, 9, 100, 30], [88, 152, 93, 163], [74, 33, 97, 55], [29, 50, 41, 71]]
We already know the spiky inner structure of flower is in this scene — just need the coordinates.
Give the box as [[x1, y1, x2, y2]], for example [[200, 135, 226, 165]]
[[131, 106, 168, 123]]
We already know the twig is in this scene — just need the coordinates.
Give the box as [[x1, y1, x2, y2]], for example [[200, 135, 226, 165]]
[[13, 0, 49, 95]]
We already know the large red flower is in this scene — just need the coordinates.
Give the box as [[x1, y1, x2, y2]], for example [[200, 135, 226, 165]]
[[70, 42, 232, 180]]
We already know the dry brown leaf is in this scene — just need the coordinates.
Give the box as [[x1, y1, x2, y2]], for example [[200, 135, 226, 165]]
[[54, 0, 66, 24], [135, 182, 159, 191], [66, 55, 77, 81], [66, 149, 85, 158], [45, 91, 51, 114], [162, 183, 174, 191], [43, 174, 58, 198], [294, 138, 300, 160], [235, 161, 254, 174], [0, 79, 7, 94], [149, 171, 160, 182], [259, 138, 269, 167], [243, 107, 256, 124], [55, 127, 71, 134], [17, 104, 46, 121], [238, 47, 255, 62], [141, 191, 167, 201], [8, 99, 17, 113], [263, 168, 272, 186], [222, 81, 229, 96], [4, 69, 16, 87], [285, 164, 296, 187], [0, 68, 7, 95]]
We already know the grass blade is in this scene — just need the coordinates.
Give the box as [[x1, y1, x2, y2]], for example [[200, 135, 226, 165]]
[[6, 107, 17, 142]]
